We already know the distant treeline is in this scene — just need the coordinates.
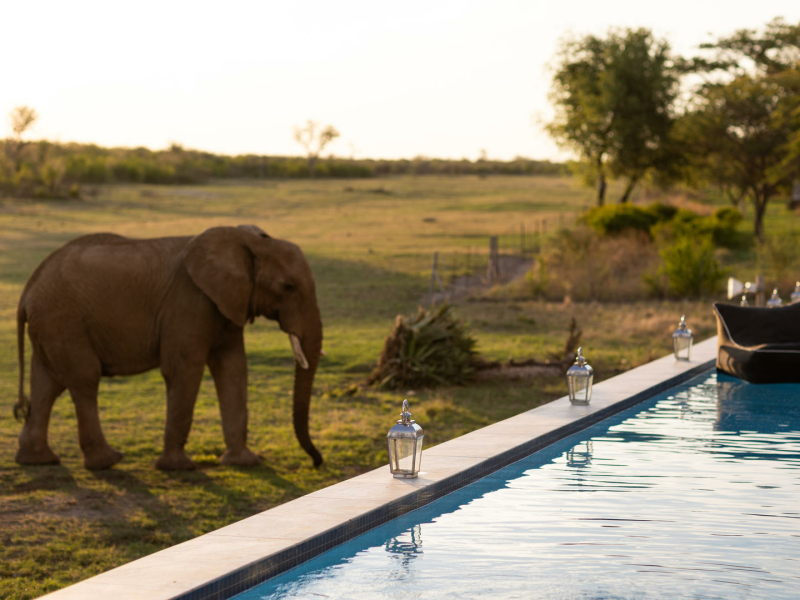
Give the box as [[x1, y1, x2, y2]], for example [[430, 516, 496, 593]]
[[0, 140, 568, 198]]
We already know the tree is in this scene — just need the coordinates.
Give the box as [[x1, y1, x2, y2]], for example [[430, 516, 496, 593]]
[[6, 106, 38, 171], [293, 120, 339, 178], [680, 19, 800, 239], [546, 29, 679, 206]]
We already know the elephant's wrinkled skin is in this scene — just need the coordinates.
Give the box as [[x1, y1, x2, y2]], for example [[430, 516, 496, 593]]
[[14, 225, 323, 470]]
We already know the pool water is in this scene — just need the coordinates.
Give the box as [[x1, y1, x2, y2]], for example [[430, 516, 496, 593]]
[[235, 372, 800, 599]]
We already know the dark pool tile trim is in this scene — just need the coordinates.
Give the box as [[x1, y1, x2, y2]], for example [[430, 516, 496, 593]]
[[172, 356, 716, 600]]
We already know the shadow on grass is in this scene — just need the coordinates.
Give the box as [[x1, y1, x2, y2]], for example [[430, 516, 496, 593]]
[[5, 464, 79, 494]]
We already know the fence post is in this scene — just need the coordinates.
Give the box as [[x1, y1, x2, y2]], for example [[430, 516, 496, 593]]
[[520, 223, 525, 256], [487, 236, 500, 284], [428, 252, 446, 303]]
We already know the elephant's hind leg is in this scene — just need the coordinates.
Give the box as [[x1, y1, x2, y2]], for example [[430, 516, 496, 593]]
[[15, 352, 65, 465], [68, 373, 123, 470]]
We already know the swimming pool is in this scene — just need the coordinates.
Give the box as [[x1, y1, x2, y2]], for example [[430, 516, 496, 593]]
[[234, 372, 800, 600]]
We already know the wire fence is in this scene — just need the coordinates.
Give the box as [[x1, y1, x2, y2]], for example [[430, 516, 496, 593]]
[[422, 209, 590, 304]]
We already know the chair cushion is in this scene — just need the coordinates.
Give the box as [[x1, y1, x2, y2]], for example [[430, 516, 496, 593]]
[[714, 302, 800, 383]]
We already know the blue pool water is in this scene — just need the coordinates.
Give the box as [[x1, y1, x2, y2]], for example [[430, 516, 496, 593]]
[[236, 372, 800, 599]]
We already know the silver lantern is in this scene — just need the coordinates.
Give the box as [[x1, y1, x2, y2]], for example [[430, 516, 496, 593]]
[[672, 315, 693, 361], [766, 288, 783, 308], [387, 399, 424, 479], [792, 282, 800, 305], [567, 347, 593, 405]]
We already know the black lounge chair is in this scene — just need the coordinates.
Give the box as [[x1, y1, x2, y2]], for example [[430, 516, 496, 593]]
[[714, 302, 800, 383]]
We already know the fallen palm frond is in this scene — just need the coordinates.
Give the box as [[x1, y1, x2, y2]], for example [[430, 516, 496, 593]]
[[368, 302, 478, 389], [369, 305, 583, 389]]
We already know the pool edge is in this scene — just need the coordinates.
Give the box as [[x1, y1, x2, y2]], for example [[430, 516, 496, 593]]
[[40, 338, 718, 600]]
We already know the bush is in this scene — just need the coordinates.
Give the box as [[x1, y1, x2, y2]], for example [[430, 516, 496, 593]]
[[709, 207, 749, 249], [584, 204, 660, 236], [584, 202, 750, 250], [369, 303, 478, 389], [653, 236, 725, 298], [644, 202, 678, 222]]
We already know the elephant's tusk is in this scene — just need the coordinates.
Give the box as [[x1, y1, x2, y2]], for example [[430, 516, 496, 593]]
[[289, 334, 310, 370]]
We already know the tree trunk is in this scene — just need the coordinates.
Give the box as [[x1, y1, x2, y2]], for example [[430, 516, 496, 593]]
[[753, 189, 769, 241], [308, 155, 317, 179], [619, 176, 639, 204], [597, 172, 606, 207]]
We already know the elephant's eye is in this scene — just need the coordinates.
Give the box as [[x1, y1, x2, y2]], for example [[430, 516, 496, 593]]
[[283, 282, 296, 293]]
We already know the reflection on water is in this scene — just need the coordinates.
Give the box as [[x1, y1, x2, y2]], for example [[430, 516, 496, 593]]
[[384, 523, 422, 573], [565, 439, 593, 468], [237, 372, 800, 600], [715, 373, 800, 434]]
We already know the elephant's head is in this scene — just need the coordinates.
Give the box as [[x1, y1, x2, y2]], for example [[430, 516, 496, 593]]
[[183, 225, 323, 467]]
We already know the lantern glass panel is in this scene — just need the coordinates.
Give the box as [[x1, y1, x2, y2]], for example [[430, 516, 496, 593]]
[[389, 437, 416, 475], [569, 374, 592, 404], [414, 437, 423, 475], [673, 336, 692, 361]]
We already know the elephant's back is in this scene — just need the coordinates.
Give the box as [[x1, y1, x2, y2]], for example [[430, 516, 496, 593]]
[[21, 233, 189, 301], [20, 233, 193, 362]]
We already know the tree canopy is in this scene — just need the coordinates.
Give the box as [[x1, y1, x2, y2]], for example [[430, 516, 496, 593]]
[[546, 28, 680, 206], [680, 19, 800, 239], [293, 120, 340, 179]]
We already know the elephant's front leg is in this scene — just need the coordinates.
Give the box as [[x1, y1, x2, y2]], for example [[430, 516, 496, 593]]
[[156, 359, 205, 470], [208, 332, 262, 467]]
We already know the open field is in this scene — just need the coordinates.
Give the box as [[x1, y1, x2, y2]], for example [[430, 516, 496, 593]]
[[0, 175, 793, 598]]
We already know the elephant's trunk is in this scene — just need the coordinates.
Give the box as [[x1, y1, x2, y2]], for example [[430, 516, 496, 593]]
[[292, 318, 323, 467]]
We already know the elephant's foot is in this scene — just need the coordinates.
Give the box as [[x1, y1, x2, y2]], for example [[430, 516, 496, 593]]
[[84, 446, 123, 470], [15, 442, 60, 466], [155, 450, 196, 471], [220, 447, 262, 467]]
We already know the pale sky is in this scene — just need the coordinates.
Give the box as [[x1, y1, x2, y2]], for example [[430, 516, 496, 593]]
[[3, 0, 800, 161]]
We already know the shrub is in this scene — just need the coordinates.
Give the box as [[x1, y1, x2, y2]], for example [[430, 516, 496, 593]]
[[644, 202, 678, 222], [651, 206, 749, 250], [369, 303, 478, 389], [655, 236, 725, 298], [584, 204, 659, 236], [709, 207, 749, 249]]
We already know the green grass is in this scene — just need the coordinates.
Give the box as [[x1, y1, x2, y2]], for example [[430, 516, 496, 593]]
[[0, 175, 788, 598]]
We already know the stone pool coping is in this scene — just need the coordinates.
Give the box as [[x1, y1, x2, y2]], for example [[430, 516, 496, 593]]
[[43, 337, 718, 600]]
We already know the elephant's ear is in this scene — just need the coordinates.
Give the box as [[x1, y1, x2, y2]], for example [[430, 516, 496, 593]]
[[184, 227, 254, 327]]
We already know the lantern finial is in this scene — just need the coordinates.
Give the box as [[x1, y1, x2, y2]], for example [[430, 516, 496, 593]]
[[399, 399, 412, 424]]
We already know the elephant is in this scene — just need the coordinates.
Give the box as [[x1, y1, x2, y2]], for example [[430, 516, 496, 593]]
[[13, 225, 323, 470]]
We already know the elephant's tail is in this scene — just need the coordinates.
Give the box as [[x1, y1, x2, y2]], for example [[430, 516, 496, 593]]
[[14, 306, 30, 421]]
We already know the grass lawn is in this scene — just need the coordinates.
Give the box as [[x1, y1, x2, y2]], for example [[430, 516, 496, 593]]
[[0, 175, 791, 599]]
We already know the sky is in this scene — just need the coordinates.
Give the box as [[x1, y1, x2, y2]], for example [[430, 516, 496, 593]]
[[3, 0, 800, 161]]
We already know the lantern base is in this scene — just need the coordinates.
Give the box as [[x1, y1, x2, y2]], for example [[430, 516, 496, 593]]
[[569, 399, 591, 406], [392, 472, 419, 479], [674, 356, 691, 362]]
